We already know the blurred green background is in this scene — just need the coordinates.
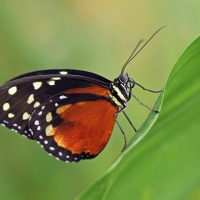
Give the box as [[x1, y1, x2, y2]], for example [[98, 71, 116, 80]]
[[0, 1, 199, 200]]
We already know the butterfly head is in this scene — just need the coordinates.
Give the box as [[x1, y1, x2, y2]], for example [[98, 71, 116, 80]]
[[118, 73, 135, 100]]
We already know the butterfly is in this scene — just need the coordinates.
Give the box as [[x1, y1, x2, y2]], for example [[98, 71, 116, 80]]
[[0, 28, 164, 162]]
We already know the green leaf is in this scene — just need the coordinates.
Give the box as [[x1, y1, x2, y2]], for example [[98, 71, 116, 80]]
[[77, 36, 200, 200]]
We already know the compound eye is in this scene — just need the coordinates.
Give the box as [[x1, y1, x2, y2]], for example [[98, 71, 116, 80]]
[[126, 79, 135, 89]]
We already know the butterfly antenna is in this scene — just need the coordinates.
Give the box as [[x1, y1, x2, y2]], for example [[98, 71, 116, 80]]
[[121, 25, 166, 74], [121, 39, 144, 74]]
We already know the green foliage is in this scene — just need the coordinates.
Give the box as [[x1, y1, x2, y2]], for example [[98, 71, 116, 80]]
[[77, 37, 200, 200]]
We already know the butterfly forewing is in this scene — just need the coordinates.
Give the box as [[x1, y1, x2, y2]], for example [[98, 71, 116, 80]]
[[0, 70, 111, 140]]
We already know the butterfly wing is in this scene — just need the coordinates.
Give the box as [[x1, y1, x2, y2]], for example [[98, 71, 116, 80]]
[[6, 69, 110, 84], [0, 69, 111, 139], [29, 92, 118, 162]]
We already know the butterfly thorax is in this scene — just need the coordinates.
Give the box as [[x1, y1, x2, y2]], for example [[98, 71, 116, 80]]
[[109, 73, 135, 111]]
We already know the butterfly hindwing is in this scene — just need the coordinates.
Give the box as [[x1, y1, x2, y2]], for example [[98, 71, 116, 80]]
[[29, 92, 118, 162]]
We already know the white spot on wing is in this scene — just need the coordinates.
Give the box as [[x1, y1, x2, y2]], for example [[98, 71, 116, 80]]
[[47, 80, 55, 86], [49, 147, 55, 151], [39, 135, 43, 139], [38, 111, 42, 115], [33, 82, 42, 90], [59, 71, 68, 75], [8, 86, 17, 95], [33, 101, 40, 108], [59, 152, 63, 156], [27, 94, 34, 104], [51, 77, 61, 80], [46, 112, 53, 122], [34, 120, 39, 125], [59, 95, 67, 99], [3, 103, 10, 111], [8, 113, 15, 118], [22, 112, 30, 120], [45, 124, 53, 135]]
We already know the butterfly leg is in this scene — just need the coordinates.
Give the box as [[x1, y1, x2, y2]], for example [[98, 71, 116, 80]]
[[123, 111, 137, 132], [134, 82, 162, 93], [131, 93, 159, 113], [115, 118, 127, 152]]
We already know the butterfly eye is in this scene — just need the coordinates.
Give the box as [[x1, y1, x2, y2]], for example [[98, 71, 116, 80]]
[[126, 79, 135, 89]]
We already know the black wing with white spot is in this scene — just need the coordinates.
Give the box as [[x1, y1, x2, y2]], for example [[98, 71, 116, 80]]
[[0, 69, 111, 139]]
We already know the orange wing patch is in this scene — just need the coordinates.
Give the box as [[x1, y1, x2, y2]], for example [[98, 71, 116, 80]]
[[65, 83, 111, 98], [47, 99, 118, 156]]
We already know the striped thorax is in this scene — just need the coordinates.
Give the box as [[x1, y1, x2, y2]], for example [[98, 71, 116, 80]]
[[109, 73, 135, 111]]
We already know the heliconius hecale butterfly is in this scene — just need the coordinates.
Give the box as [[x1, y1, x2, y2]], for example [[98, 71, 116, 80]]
[[0, 28, 164, 163]]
